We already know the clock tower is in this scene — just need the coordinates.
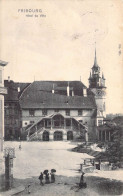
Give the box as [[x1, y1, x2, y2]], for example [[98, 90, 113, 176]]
[[88, 49, 106, 126]]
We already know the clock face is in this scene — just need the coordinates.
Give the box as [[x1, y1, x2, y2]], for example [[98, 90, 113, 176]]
[[91, 88, 106, 96], [96, 90, 103, 96]]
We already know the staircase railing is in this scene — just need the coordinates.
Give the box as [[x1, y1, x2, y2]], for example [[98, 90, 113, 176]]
[[29, 127, 45, 141]]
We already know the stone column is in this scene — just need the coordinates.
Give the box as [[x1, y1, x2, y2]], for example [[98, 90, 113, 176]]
[[43, 120, 45, 128], [64, 119, 66, 129], [49, 132, 54, 141], [101, 131, 102, 141], [109, 131, 111, 141], [40, 133, 43, 141], [63, 132, 67, 141], [51, 119, 52, 129], [105, 130, 106, 141], [27, 135, 29, 141], [71, 118, 72, 130]]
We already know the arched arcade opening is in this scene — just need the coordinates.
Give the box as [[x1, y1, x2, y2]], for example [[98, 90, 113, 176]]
[[67, 131, 73, 140], [43, 131, 49, 141], [54, 131, 63, 141]]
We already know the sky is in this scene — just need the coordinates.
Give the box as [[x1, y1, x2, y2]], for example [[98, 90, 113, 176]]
[[0, 0, 123, 114]]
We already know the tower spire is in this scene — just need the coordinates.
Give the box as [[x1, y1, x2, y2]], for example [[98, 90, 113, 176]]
[[89, 71, 91, 79], [102, 72, 105, 79], [94, 42, 98, 67]]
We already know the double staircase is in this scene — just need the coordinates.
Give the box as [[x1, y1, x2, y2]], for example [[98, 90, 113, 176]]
[[28, 127, 45, 141]]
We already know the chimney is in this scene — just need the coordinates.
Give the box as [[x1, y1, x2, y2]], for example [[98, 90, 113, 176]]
[[18, 87, 20, 92], [67, 82, 70, 96], [8, 76, 10, 82], [52, 83, 54, 94], [83, 87, 87, 97]]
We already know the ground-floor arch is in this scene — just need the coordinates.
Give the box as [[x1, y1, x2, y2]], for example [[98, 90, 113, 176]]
[[43, 131, 49, 141], [54, 131, 63, 141], [67, 131, 73, 140]]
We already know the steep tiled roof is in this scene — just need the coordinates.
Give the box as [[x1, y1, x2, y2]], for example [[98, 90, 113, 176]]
[[19, 80, 93, 96], [20, 89, 96, 109], [26, 81, 86, 95], [4, 80, 96, 109]]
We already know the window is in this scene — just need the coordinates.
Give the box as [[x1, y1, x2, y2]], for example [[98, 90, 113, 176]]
[[29, 109, 35, 116], [98, 120, 103, 126], [78, 109, 82, 116], [66, 109, 70, 116], [42, 109, 47, 116], [55, 109, 59, 112]]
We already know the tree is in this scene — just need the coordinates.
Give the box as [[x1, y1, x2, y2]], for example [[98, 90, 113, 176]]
[[107, 122, 123, 168]]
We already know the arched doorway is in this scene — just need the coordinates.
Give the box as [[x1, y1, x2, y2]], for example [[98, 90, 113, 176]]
[[53, 114, 64, 128], [43, 131, 49, 141], [67, 131, 73, 140], [54, 131, 63, 141]]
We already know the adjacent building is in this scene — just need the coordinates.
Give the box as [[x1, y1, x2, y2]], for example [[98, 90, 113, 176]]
[[4, 79, 30, 140], [0, 60, 7, 151]]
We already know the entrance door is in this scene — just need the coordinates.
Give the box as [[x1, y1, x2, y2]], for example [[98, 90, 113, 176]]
[[43, 131, 49, 141], [67, 131, 73, 140], [54, 131, 63, 141]]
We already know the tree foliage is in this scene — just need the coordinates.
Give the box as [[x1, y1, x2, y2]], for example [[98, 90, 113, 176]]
[[106, 118, 123, 168]]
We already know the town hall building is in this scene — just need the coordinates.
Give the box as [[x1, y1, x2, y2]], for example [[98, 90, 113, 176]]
[[4, 49, 106, 142]]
